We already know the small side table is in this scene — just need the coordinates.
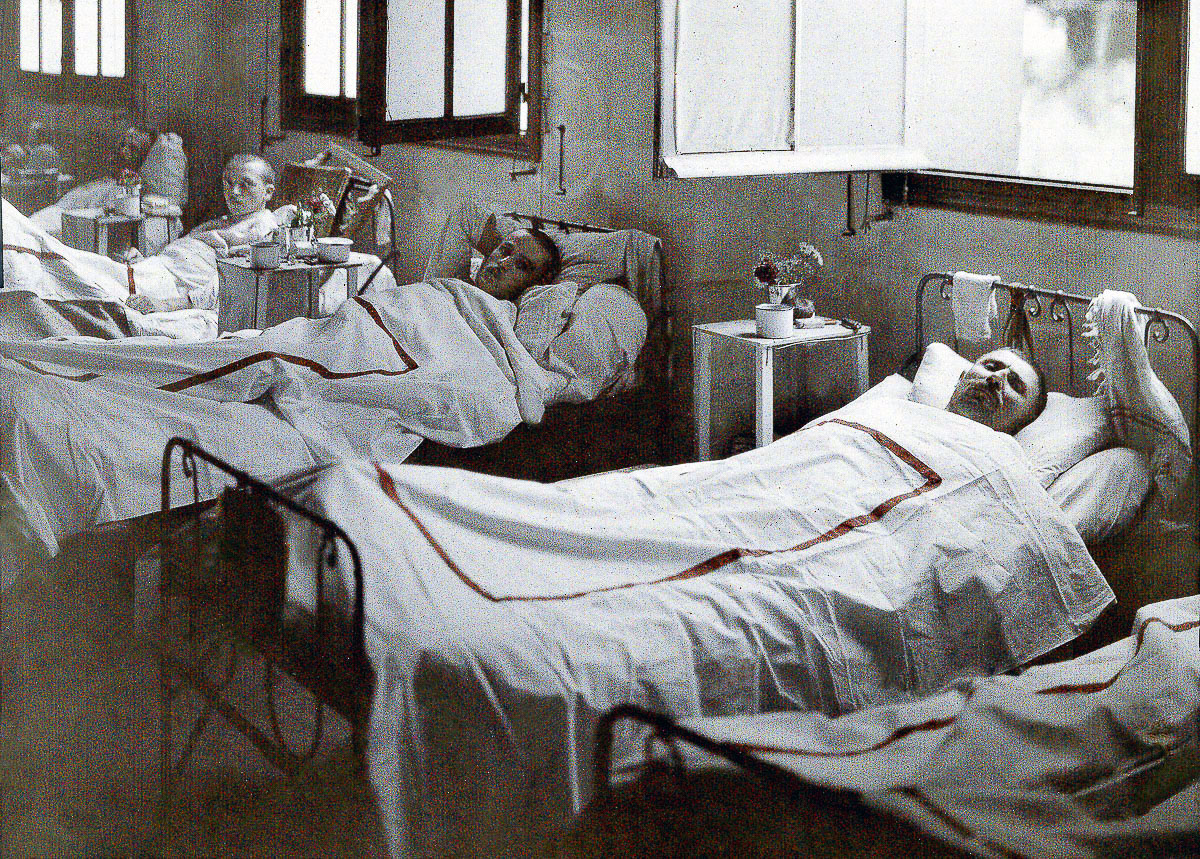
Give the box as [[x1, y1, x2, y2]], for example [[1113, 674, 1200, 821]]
[[216, 257, 361, 333], [693, 318, 870, 460], [62, 209, 182, 258]]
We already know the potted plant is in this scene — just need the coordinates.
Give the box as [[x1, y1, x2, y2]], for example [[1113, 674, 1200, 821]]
[[753, 244, 824, 318], [115, 168, 143, 217]]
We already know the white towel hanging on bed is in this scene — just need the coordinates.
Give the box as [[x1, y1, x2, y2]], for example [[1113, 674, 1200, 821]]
[[951, 271, 999, 344], [1085, 289, 1192, 516]]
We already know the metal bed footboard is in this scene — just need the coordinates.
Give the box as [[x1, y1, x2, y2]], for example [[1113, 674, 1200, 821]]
[[156, 437, 371, 831]]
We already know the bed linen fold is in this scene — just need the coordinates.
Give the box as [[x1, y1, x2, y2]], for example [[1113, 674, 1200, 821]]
[[0, 275, 556, 584], [639, 596, 1200, 859], [283, 395, 1113, 858]]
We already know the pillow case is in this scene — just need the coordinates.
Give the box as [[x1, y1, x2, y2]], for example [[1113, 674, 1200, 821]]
[[514, 282, 580, 360], [1048, 447, 1151, 543], [139, 132, 188, 208], [1015, 392, 1114, 487], [550, 283, 648, 401], [908, 342, 971, 409], [858, 373, 914, 404]]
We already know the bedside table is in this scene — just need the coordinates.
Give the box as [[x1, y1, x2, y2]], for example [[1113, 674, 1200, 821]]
[[61, 209, 182, 258], [216, 257, 361, 333], [693, 318, 870, 460]]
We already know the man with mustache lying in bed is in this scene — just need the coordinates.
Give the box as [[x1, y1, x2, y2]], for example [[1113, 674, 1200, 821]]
[[946, 346, 1048, 434], [126, 154, 279, 314]]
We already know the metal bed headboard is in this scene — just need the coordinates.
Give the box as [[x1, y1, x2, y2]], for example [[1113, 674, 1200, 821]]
[[916, 272, 1200, 587]]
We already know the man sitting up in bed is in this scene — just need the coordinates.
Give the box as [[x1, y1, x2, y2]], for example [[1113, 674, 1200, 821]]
[[946, 346, 1047, 434], [126, 154, 279, 314]]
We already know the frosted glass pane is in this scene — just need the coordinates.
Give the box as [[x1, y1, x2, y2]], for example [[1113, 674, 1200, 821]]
[[42, 0, 63, 74], [19, 0, 39, 72], [385, 0, 444, 120], [1187, 0, 1200, 172], [305, 0, 341, 96], [453, 0, 507, 116], [75, 0, 98, 76], [795, 0, 907, 150], [674, 0, 793, 154], [911, 0, 1133, 187], [343, 0, 358, 98], [99, 0, 125, 77]]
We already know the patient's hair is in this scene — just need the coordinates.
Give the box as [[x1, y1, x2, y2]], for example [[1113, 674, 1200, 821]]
[[225, 153, 277, 185], [527, 227, 562, 283]]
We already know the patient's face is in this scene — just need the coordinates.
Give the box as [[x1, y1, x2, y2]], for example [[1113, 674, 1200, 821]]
[[476, 230, 553, 301], [946, 348, 1043, 434], [223, 160, 274, 219]]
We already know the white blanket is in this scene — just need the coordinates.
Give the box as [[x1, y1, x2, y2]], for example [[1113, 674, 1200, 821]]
[[0, 276, 559, 581], [642, 596, 1200, 859], [1085, 289, 1192, 517], [285, 395, 1113, 857]]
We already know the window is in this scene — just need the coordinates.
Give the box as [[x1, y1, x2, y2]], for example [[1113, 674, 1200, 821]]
[[658, 0, 1200, 231], [283, 0, 543, 161], [17, 0, 132, 102]]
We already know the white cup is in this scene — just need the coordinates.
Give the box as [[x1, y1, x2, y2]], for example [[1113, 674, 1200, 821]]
[[250, 240, 282, 269], [755, 303, 794, 338]]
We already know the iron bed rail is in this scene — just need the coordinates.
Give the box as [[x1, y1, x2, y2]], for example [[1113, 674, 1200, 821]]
[[157, 437, 370, 832]]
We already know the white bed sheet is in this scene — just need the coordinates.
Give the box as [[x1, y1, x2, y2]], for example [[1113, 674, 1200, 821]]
[[0, 272, 566, 585], [633, 596, 1200, 859], [285, 393, 1113, 857]]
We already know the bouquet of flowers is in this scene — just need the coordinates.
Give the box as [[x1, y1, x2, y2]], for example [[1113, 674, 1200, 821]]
[[754, 244, 824, 312], [118, 168, 142, 191], [294, 192, 338, 235]]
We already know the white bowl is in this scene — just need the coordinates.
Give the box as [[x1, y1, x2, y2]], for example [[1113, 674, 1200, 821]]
[[316, 237, 353, 263]]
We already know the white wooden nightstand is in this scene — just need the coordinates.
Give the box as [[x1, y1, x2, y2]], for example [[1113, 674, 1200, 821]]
[[693, 318, 870, 460], [216, 257, 361, 333], [61, 209, 182, 258]]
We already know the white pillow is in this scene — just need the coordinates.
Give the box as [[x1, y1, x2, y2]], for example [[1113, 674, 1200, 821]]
[[139, 132, 188, 208], [550, 283, 648, 400], [908, 342, 971, 409], [1015, 392, 1114, 488], [857, 374, 914, 404], [1048, 447, 1151, 543], [514, 282, 579, 359]]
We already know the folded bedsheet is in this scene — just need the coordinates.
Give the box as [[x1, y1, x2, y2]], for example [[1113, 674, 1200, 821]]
[[282, 394, 1113, 857], [0, 274, 563, 584], [624, 595, 1200, 859]]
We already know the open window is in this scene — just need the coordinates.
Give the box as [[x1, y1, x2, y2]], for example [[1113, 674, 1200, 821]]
[[659, 0, 1200, 232], [285, 0, 542, 160], [16, 0, 133, 103]]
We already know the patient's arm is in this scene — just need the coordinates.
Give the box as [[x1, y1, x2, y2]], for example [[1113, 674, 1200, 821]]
[[424, 200, 503, 282], [189, 209, 278, 257]]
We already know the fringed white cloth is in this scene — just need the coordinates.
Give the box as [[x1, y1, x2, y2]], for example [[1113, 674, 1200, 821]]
[[951, 272, 999, 344], [1084, 289, 1191, 515]]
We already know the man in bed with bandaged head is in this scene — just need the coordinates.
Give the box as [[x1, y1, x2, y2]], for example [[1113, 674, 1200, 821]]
[[946, 346, 1048, 434], [125, 154, 279, 313]]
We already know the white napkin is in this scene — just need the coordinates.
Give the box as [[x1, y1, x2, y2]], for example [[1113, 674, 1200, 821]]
[[951, 271, 999, 343]]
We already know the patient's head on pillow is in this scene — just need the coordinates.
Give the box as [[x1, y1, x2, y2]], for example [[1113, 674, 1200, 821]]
[[476, 227, 561, 301], [946, 347, 1047, 434], [222, 154, 276, 220], [116, 126, 156, 173]]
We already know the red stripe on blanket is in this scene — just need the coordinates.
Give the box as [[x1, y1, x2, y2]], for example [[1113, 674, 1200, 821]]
[[721, 613, 1199, 761], [373, 419, 943, 602], [159, 350, 418, 393], [158, 299, 419, 392], [354, 295, 417, 370], [126, 264, 136, 295], [4, 244, 66, 261]]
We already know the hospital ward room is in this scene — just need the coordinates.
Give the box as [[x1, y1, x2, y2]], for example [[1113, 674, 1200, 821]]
[[3, 0, 1200, 856]]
